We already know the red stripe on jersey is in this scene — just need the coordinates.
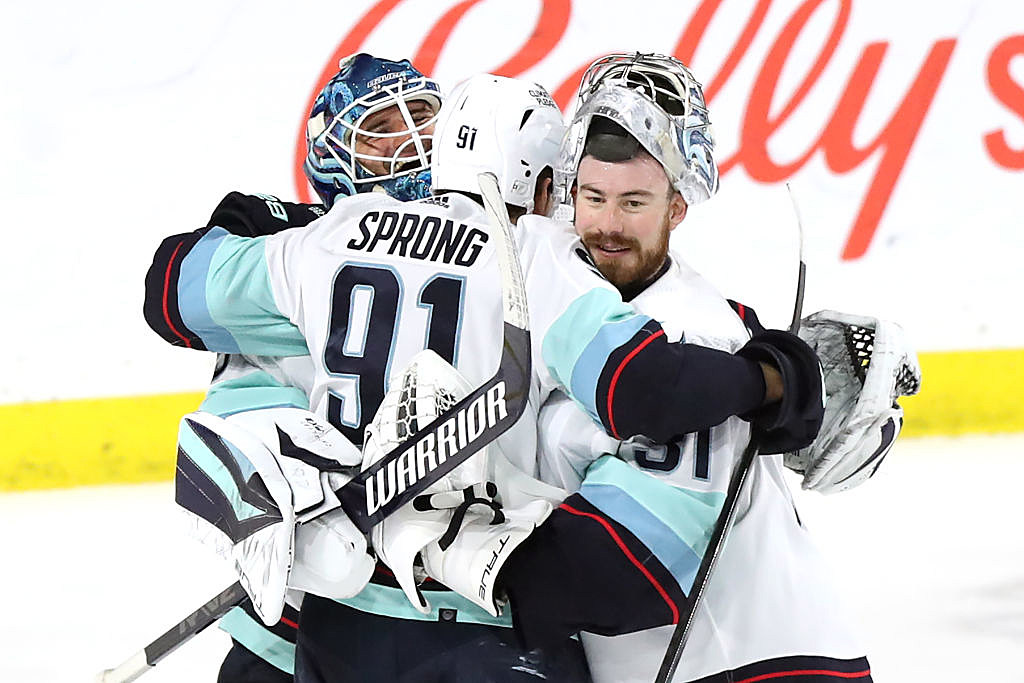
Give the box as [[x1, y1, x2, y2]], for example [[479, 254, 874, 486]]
[[280, 616, 299, 630], [559, 502, 679, 624], [736, 302, 747, 321], [736, 668, 872, 682], [162, 240, 192, 348], [606, 328, 665, 439]]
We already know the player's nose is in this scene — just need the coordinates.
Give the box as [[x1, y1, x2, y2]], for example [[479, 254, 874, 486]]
[[596, 205, 625, 234], [386, 131, 419, 158]]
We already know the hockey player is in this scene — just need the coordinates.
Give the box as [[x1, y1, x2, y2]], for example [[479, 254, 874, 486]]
[[425, 54, 920, 682], [144, 73, 824, 682], [194, 52, 442, 682], [152, 73, 592, 682]]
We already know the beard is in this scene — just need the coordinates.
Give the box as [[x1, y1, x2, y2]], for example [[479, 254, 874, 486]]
[[581, 216, 671, 294]]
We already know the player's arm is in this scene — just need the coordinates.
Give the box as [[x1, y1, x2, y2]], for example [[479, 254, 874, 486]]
[[206, 191, 325, 237], [541, 287, 823, 455], [143, 189, 324, 352], [143, 226, 309, 355]]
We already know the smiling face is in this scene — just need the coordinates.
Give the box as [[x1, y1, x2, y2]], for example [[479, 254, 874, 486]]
[[352, 99, 436, 176], [573, 152, 688, 292]]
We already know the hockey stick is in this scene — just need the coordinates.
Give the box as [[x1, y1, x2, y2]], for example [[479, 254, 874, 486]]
[[95, 582, 248, 682], [96, 173, 530, 682], [335, 172, 531, 533], [654, 185, 806, 683]]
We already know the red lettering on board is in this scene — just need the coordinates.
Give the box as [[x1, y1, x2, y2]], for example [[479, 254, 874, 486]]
[[292, 0, 1000, 260], [984, 35, 1024, 169]]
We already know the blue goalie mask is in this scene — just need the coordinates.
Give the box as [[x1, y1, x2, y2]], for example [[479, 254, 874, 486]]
[[304, 53, 443, 207]]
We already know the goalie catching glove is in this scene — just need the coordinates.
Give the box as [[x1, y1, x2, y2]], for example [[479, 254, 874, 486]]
[[174, 407, 374, 625], [788, 310, 922, 493], [365, 350, 556, 616]]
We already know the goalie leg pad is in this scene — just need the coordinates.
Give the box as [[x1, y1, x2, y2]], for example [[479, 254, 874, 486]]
[[176, 411, 295, 625], [176, 408, 370, 624]]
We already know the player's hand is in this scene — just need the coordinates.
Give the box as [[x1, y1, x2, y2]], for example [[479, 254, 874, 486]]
[[206, 191, 326, 236], [737, 330, 825, 454]]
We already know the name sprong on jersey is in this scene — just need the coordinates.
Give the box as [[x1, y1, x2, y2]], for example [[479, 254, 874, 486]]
[[348, 211, 488, 266]]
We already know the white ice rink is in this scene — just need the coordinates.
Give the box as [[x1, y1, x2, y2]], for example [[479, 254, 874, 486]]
[[2, 434, 1022, 682]]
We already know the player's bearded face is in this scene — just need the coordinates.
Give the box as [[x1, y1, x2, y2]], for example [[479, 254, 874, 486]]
[[574, 154, 687, 292], [353, 100, 436, 176]]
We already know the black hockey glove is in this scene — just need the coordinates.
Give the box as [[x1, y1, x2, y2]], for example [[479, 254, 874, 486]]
[[206, 191, 326, 236], [737, 330, 825, 454]]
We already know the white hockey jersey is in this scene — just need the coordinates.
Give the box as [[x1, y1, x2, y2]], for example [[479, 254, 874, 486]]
[[536, 254, 867, 682], [160, 191, 770, 471]]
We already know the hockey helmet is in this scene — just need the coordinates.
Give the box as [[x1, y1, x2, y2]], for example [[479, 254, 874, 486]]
[[430, 74, 566, 213], [304, 53, 443, 207]]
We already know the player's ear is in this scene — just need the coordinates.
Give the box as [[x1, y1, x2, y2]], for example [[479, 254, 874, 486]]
[[668, 190, 687, 230], [532, 170, 554, 216]]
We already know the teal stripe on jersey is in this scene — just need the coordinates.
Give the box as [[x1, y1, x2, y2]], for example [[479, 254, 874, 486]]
[[579, 456, 725, 588], [220, 606, 295, 674], [177, 419, 264, 522], [337, 584, 513, 627], [201, 373, 310, 417], [542, 288, 652, 422], [178, 228, 241, 353], [195, 229, 308, 356], [206, 231, 308, 355]]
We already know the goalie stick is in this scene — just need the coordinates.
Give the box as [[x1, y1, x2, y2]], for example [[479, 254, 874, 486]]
[[335, 172, 531, 534], [654, 184, 807, 683], [96, 173, 531, 682], [95, 582, 247, 683]]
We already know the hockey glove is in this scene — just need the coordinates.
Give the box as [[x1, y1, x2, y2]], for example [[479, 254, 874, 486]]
[[736, 329, 825, 454], [789, 310, 921, 493], [365, 350, 494, 614], [206, 191, 325, 236]]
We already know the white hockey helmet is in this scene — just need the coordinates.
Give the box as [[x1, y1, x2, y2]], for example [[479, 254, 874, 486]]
[[556, 52, 719, 207], [431, 74, 566, 212]]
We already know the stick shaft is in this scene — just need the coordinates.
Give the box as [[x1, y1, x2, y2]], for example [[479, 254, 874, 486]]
[[96, 582, 247, 683], [655, 188, 808, 683]]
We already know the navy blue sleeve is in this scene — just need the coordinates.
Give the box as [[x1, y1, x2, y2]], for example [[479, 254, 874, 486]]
[[594, 320, 767, 443], [143, 228, 211, 350]]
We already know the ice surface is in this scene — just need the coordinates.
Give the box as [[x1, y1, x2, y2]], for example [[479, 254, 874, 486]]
[[2, 434, 1021, 682]]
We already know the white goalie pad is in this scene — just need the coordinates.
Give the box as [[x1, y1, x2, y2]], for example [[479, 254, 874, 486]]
[[175, 407, 371, 625], [789, 310, 922, 494], [365, 349, 493, 613]]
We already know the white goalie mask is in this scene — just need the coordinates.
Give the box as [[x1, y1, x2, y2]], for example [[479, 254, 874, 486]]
[[431, 74, 566, 213], [556, 52, 719, 207]]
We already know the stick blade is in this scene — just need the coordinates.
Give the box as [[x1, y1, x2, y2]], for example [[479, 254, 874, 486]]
[[94, 650, 149, 683]]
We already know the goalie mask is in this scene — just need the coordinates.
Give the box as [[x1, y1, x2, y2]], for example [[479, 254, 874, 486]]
[[431, 74, 566, 213], [304, 53, 442, 207], [556, 52, 718, 207]]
